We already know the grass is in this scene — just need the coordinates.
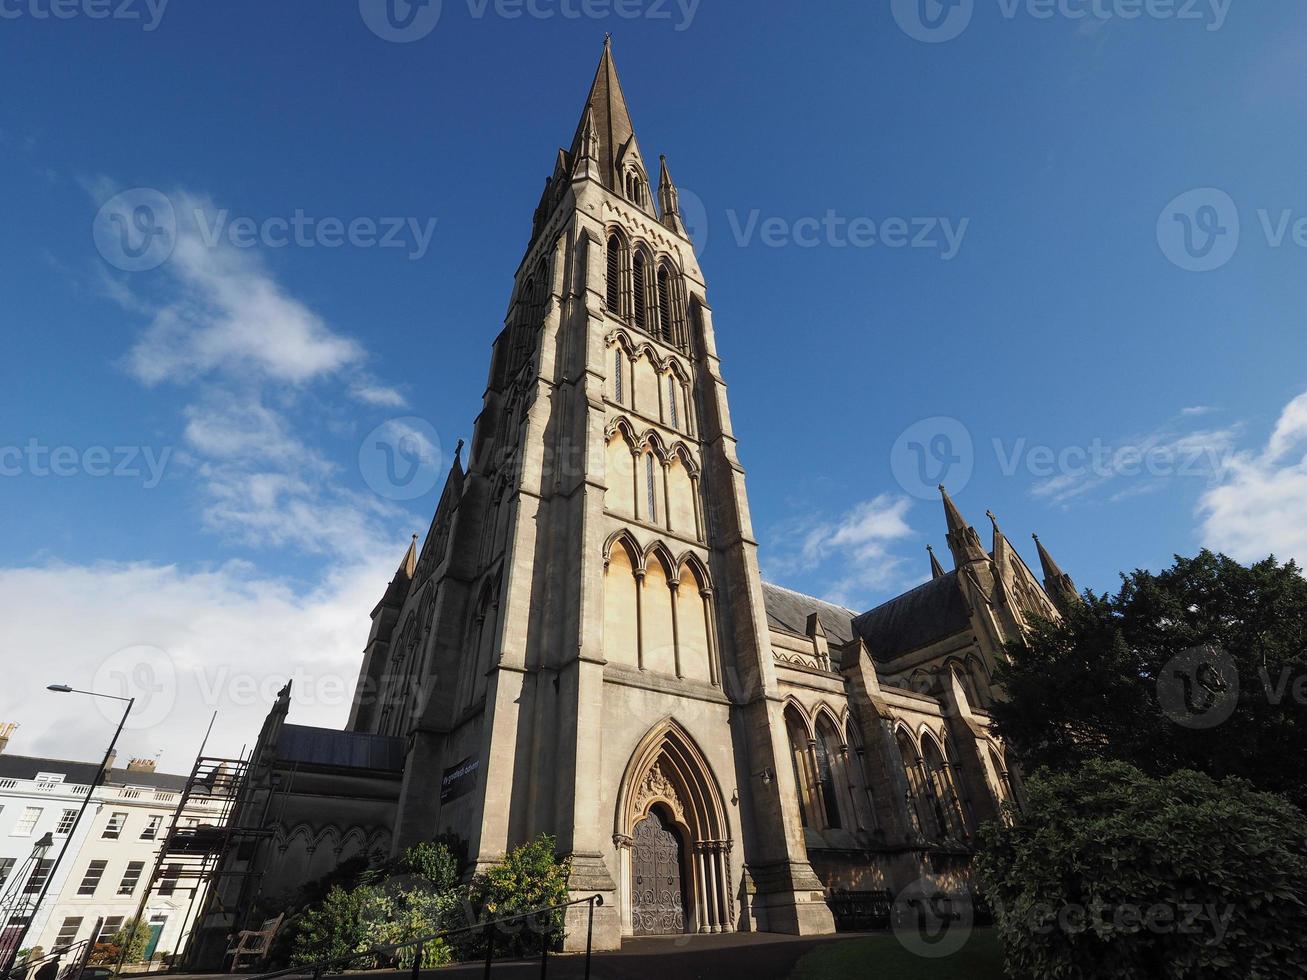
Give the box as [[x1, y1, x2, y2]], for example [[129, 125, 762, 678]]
[[788, 928, 1006, 979]]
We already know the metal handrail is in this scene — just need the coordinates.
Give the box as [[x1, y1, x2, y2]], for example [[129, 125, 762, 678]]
[[249, 893, 604, 980], [5, 938, 92, 980]]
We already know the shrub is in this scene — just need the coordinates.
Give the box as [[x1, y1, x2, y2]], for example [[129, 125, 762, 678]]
[[458, 834, 571, 959], [290, 839, 464, 968], [977, 759, 1307, 980]]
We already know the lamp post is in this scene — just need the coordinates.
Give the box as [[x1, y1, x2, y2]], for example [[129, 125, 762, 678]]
[[0, 687, 133, 978]]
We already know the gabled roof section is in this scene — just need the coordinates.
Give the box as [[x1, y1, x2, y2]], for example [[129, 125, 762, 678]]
[[567, 36, 638, 192], [761, 582, 856, 645], [852, 571, 972, 662]]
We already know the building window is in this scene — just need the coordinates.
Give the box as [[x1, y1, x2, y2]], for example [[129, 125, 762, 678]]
[[55, 917, 83, 949], [118, 861, 145, 896], [97, 917, 124, 945], [606, 235, 622, 314], [657, 266, 673, 343], [33, 773, 64, 792], [78, 860, 107, 896], [814, 721, 844, 830], [614, 349, 624, 404], [645, 454, 658, 523], [23, 859, 54, 896], [12, 807, 41, 836], [633, 252, 648, 332], [0, 858, 14, 888], [55, 809, 78, 836], [140, 815, 163, 840], [102, 812, 127, 839], [158, 863, 181, 896], [784, 708, 816, 828], [667, 376, 679, 429]]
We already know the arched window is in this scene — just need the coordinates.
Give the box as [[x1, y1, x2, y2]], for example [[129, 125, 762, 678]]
[[614, 348, 624, 404], [814, 719, 843, 830], [632, 252, 648, 333], [645, 452, 658, 523], [606, 234, 621, 314], [896, 731, 936, 838], [667, 375, 679, 429], [921, 736, 966, 839], [657, 266, 673, 343], [785, 707, 816, 828]]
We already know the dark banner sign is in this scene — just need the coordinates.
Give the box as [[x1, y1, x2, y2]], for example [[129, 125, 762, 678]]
[[440, 756, 480, 804]]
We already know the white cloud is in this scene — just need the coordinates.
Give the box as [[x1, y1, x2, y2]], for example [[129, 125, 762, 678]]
[[1198, 389, 1307, 566], [1027, 414, 1240, 505], [0, 555, 398, 766], [124, 194, 363, 387], [763, 493, 916, 609]]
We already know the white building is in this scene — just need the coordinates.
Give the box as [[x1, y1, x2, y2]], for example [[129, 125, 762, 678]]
[[0, 734, 211, 967]]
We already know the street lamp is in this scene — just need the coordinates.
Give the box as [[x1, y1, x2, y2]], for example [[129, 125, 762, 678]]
[[0, 687, 134, 978]]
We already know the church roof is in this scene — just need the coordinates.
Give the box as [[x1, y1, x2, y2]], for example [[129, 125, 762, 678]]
[[852, 571, 972, 661], [567, 36, 638, 192], [276, 724, 405, 773], [760, 582, 857, 645]]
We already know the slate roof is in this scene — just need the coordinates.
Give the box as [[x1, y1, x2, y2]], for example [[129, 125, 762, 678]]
[[851, 570, 972, 662], [0, 754, 188, 790], [760, 582, 857, 645], [0, 754, 101, 784], [276, 724, 405, 773]]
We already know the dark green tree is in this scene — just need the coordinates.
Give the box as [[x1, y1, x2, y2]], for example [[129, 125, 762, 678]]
[[977, 760, 1307, 980], [991, 550, 1307, 808]]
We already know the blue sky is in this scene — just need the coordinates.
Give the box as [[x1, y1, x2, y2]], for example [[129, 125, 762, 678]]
[[2, 1, 1306, 762]]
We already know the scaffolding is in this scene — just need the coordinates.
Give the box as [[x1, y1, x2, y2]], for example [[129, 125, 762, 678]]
[[119, 755, 272, 972]]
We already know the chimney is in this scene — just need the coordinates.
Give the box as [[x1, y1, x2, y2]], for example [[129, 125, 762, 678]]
[[0, 723, 16, 754], [102, 749, 118, 777], [126, 758, 158, 773]]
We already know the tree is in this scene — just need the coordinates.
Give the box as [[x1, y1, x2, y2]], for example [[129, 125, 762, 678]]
[[977, 760, 1307, 980], [991, 550, 1307, 809]]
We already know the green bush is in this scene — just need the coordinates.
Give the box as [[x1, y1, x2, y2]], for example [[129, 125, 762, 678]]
[[458, 834, 571, 959], [290, 840, 465, 968], [977, 759, 1307, 980]]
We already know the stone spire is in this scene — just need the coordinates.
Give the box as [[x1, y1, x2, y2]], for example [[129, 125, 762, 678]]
[[657, 154, 686, 236], [940, 485, 988, 568], [987, 510, 1011, 566], [927, 544, 945, 580], [568, 36, 638, 192], [379, 534, 419, 610], [1033, 533, 1079, 609]]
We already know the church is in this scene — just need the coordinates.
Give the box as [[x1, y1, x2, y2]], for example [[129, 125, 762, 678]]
[[199, 40, 1081, 955]]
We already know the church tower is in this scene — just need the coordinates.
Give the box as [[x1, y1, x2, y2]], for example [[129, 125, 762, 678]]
[[349, 40, 834, 948]]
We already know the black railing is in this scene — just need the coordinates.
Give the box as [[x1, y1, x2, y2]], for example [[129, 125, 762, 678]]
[[249, 894, 604, 980]]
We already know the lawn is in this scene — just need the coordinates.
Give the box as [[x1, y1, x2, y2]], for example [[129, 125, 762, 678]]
[[788, 928, 1006, 979]]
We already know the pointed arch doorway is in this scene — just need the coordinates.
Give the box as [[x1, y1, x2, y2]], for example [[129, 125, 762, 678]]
[[615, 720, 734, 936], [631, 804, 687, 935]]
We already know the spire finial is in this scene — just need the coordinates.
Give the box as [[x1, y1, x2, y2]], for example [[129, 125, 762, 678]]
[[939, 484, 987, 567], [1032, 532, 1080, 611], [927, 544, 946, 580]]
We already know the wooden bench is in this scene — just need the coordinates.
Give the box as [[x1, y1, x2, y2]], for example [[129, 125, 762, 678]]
[[224, 915, 283, 973]]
